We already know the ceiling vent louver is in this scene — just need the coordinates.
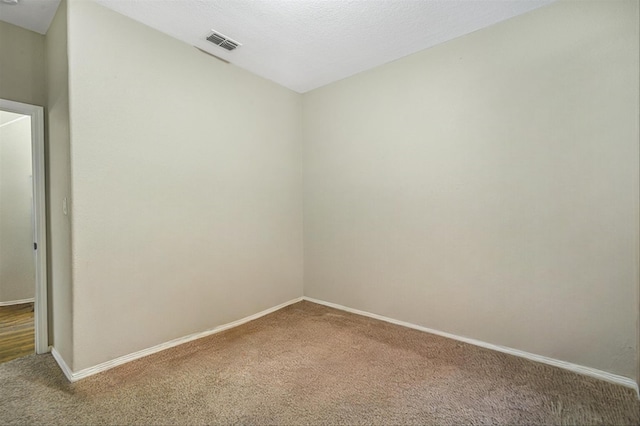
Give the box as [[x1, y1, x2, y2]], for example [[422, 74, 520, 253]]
[[206, 30, 241, 51]]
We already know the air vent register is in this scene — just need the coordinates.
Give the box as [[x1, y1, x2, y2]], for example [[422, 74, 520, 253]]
[[206, 30, 241, 51]]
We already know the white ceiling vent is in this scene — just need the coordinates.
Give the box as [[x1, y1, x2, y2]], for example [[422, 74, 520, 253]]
[[206, 30, 241, 51]]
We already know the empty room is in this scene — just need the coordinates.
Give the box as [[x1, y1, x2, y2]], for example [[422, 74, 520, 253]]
[[0, 0, 638, 424]]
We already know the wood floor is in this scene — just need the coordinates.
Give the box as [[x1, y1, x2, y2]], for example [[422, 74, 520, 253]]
[[0, 303, 34, 363]]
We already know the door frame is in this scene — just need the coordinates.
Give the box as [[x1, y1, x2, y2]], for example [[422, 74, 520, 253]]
[[0, 98, 48, 354]]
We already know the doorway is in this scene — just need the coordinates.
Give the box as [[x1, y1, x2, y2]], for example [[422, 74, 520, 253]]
[[0, 99, 47, 361]]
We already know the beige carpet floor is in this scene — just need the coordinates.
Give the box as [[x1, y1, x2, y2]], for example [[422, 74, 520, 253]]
[[0, 301, 638, 425]]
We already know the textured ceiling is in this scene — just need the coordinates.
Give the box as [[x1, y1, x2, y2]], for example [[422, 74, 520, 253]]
[[95, 0, 555, 93], [0, 0, 60, 34], [1, 0, 556, 92]]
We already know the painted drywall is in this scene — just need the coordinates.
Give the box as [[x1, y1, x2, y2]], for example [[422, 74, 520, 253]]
[[0, 111, 24, 126], [66, 0, 303, 371], [0, 113, 35, 303], [303, 0, 639, 381], [45, 0, 73, 366], [0, 21, 46, 106]]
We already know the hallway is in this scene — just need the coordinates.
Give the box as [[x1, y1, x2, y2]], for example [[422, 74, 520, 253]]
[[0, 302, 34, 363]]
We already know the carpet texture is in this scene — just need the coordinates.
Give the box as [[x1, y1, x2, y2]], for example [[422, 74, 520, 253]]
[[0, 301, 638, 425]]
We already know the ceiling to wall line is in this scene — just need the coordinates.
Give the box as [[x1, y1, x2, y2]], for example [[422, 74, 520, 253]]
[[0, 111, 26, 127], [1, 0, 556, 92], [94, 0, 555, 93], [0, 0, 61, 34]]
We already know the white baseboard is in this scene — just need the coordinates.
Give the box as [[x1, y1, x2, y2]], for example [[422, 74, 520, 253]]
[[49, 294, 639, 400], [51, 347, 74, 382], [302, 296, 640, 398], [56, 297, 304, 382], [0, 298, 34, 306]]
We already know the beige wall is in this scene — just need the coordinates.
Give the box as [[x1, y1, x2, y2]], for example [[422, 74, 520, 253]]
[[303, 0, 639, 380], [66, 0, 303, 371], [0, 21, 46, 106], [45, 0, 73, 365], [34, 0, 639, 384], [0, 113, 35, 303]]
